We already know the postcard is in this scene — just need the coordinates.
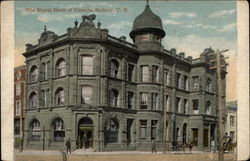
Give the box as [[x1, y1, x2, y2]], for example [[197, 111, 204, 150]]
[[1, 1, 249, 161]]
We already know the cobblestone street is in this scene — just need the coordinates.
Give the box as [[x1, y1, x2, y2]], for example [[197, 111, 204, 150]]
[[15, 150, 236, 161]]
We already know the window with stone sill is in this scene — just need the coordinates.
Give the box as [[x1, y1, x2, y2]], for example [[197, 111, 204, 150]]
[[140, 120, 147, 139], [141, 66, 149, 82], [192, 99, 199, 114], [152, 93, 159, 110], [30, 66, 38, 82], [165, 95, 170, 112], [176, 73, 182, 89], [55, 88, 65, 105], [184, 75, 189, 91], [127, 64, 134, 82], [109, 89, 119, 107], [176, 97, 181, 113], [206, 78, 213, 93], [81, 56, 93, 75], [56, 58, 66, 77], [29, 92, 37, 109], [16, 101, 20, 116], [16, 83, 21, 96], [81, 86, 92, 104], [151, 120, 158, 140], [127, 91, 134, 109], [164, 69, 171, 86], [52, 118, 65, 142], [192, 76, 199, 91], [41, 62, 49, 80], [152, 66, 159, 83], [205, 101, 211, 115], [110, 59, 119, 78], [41, 89, 49, 107], [30, 119, 41, 141], [184, 99, 188, 114], [140, 92, 148, 109]]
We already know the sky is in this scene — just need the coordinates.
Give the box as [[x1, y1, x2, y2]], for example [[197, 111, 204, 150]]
[[14, 1, 237, 101]]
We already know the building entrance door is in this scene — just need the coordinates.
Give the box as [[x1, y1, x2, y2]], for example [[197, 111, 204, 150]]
[[78, 117, 93, 149], [203, 128, 209, 147]]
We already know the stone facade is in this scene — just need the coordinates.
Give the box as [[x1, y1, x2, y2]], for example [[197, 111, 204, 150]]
[[14, 65, 26, 137], [22, 4, 226, 151]]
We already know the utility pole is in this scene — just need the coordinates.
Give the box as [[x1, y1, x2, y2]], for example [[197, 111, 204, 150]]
[[209, 49, 228, 161]]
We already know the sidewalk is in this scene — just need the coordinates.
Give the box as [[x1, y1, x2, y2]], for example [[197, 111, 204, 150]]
[[15, 149, 216, 155]]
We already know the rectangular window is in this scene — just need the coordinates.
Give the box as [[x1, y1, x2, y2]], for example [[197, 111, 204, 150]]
[[230, 116, 235, 126], [81, 86, 93, 104], [184, 99, 188, 114], [152, 93, 159, 110], [152, 66, 159, 82], [16, 101, 20, 116], [128, 64, 134, 82], [14, 120, 20, 135], [193, 76, 199, 91], [193, 99, 199, 114], [81, 56, 93, 75], [176, 73, 182, 89], [44, 62, 49, 80], [184, 75, 189, 91], [140, 120, 147, 139], [164, 69, 171, 86], [140, 93, 148, 109], [16, 83, 21, 96], [192, 128, 199, 146], [166, 95, 170, 111], [176, 97, 181, 113], [128, 91, 134, 109], [141, 66, 149, 82], [230, 131, 235, 141], [151, 120, 158, 140]]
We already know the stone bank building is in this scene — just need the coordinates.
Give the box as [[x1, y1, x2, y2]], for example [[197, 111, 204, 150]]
[[23, 3, 226, 151]]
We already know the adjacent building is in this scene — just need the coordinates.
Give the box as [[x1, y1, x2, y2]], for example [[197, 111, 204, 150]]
[[22, 3, 226, 151], [14, 65, 26, 138], [225, 101, 237, 142]]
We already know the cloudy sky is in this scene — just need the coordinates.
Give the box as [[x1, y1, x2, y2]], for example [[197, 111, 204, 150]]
[[14, 1, 237, 101]]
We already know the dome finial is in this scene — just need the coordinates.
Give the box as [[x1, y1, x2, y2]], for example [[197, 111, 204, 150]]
[[146, 0, 149, 7], [44, 25, 47, 32], [74, 19, 78, 27]]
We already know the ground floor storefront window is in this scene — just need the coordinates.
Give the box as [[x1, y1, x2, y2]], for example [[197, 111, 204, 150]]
[[104, 118, 119, 143]]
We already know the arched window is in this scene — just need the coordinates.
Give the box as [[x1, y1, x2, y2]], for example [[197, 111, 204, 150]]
[[104, 118, 119, 143], [205, 101, 211, 115], [206, 78, 212, 92], [56, 58, 66, 77], [29, 92, 37, 109], [30, 119, 41, 141], [110, 59, 119, 78], [109, 89, 119, 107], [55, 88, 65, 105], [30, 66, 38, 82], [52, 118, 65, 142]]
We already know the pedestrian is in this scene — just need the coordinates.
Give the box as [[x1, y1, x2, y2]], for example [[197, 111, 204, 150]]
[[152, 139, 157, 153], [65, 138, 71, 155]]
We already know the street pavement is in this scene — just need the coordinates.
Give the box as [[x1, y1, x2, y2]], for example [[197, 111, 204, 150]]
[[15, 149, 236, 161]]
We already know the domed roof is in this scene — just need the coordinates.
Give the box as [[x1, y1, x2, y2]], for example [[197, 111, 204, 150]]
[[130, 3, 165, 39]]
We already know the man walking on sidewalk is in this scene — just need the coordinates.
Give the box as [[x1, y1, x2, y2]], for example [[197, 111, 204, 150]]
[[66, 138, 71, 155], [152, 139, 157, 153]]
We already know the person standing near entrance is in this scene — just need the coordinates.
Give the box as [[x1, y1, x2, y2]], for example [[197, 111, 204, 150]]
[[65, 138, 71, 154], [82, 134, 87, 149], [152, 139, 157, 153]]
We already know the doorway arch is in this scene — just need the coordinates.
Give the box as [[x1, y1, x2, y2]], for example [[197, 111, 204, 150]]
[[78, 117, 93, 149]]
